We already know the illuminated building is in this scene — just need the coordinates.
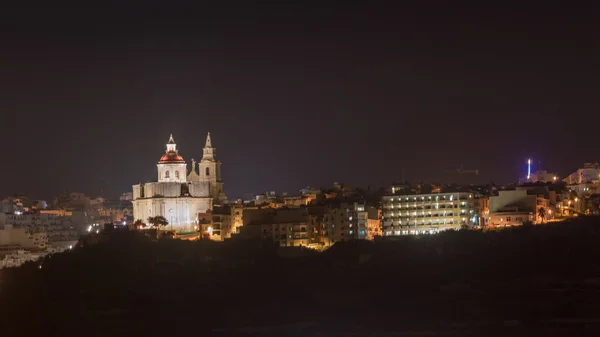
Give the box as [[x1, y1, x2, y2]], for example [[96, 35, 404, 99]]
[[382, 192, 478, 235], [239, 208, 315, 247], [323, 202, 373, 243], [230, 202, 244, 235], [132, 134, 227, 232], [563, 162, 600, 185], [489, 188, 553, 226], [197, 206, 234, 241], [0, 225, 47, 250], [366, 208, 382, 240], [563, 162, 600, 201], [519, 170, 559, 185]]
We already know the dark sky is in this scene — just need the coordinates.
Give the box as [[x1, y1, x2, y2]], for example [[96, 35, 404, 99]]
[[1, 2, 598, 200]]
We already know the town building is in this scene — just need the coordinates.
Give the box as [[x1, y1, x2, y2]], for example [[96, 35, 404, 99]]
[[366, 208, 382, 240], [197, 206, 234, 241], [382, 192, 478, 236], [562, 163, 600, 210], [563, 162, 600, 185], [239, 208, 315, 247], [519, 170, 558, 185], [1, 196, 47, 213], [488, 188, 554, 226], [132, 134, 227, 232], [0, 211, 81, 242], [0, 225, 47, 250], [230, 202, 244, 235], [323, 202, 371, 243], [120, 192, 133, 201]]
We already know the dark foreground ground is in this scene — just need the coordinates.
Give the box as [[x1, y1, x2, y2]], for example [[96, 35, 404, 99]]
[[3, 217, 600, 337]]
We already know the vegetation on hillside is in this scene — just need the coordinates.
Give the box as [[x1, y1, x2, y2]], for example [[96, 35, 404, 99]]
[[2, 217, 600, 336]]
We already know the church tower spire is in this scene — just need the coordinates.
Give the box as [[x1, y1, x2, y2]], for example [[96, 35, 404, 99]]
[[205, 132, 212, 148], [198, 132, 225, 202], [202, 132, 216, 161]]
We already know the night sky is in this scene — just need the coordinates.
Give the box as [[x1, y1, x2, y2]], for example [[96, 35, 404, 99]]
[[1, 2, 598, 200]]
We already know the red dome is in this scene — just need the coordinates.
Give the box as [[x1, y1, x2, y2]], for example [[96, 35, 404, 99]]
[[158, 152, 185, 164]]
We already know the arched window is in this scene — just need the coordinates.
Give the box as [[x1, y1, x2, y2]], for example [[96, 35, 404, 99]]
[[165, 171, 170, 178], [175, 171, 180, 179], [206, 167, 210, 176]]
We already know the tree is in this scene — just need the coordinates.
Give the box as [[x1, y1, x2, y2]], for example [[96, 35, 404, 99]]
[[147, 216, 169, 232], [538, 207, 546, 223], [131, 219, 145, 230]]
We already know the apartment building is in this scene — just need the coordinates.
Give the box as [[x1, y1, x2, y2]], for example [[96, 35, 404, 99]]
[[382, 192, 477, 236]]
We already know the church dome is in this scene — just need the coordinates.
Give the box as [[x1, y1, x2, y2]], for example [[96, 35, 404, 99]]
[[157, 134, 185, 164], [158, 152, 185, 164]]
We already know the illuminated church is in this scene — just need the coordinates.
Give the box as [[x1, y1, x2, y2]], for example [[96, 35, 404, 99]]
[[132, 133, 227, 232]]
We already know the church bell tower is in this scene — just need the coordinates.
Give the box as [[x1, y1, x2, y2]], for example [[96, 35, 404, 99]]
[[199, 132, 225, 202]]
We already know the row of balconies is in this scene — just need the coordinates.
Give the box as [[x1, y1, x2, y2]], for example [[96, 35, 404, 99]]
[[384, 196, 471, 202], [383, 213, 465, 218], [383, 206, 471, 212], [383, 223, 461, 230]]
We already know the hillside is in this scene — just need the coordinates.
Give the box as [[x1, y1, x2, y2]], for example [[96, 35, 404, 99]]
[[2, 217, 600, 336]]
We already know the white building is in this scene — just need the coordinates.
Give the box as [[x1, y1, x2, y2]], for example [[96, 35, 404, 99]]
[[382, 192, 478, 236], [563, 162, 600, 199], [324, 202, 370, 243], [0, 212, 80, 241], [132, 133, 227, 232], [0, 225, 47, 250], [563, 162, 600, 185], [519, 170, 558, 185], [488, 189, 553, 226]]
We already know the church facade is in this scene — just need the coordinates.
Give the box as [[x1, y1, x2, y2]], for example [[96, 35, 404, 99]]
[[132, 133, 227, 232]]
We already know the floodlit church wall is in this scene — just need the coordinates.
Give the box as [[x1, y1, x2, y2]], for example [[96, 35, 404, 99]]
[[133, 197, 211, 232], [133, 185, 142, 199], [152, 182, 181, 197], [189, 182, 210, 197]]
